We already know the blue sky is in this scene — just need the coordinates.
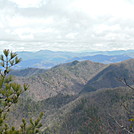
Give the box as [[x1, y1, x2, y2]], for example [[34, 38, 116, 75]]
[[0, 0, 134, 51]]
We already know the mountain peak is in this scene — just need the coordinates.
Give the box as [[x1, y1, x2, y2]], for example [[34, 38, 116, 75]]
[[82, 58, 134, 93]]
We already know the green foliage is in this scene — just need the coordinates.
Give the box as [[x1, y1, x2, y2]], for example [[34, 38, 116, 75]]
[[0, 49, 43, 134], [20, 112, 43, 134]]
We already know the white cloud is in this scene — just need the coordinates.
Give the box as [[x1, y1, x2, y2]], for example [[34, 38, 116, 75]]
[[7, 16, 54, 27], [71, 0, 134, 19], [19, 34, 34, 40], [65, 33, 78, 39], [8, 0, 43, 8], [0, 22, 4, 28], [94, 24, 121, 34], [0, 0, 134, 51]]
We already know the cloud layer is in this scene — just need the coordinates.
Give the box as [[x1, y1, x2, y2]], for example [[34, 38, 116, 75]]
[[0, 0, 134, 51]]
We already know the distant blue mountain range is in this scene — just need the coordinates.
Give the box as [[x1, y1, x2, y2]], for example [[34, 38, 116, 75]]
[[67, 54, 131, 64], [14, 50, 133, 69]]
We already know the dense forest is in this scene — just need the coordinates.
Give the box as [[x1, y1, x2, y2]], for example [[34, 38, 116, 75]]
[[0, 50, 134, 134]]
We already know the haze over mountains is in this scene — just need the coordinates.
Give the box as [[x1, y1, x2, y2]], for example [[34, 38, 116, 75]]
[[14, 49, 134, 69]]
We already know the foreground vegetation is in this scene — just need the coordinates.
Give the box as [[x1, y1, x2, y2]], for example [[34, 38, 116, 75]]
[[0, 50, 43, 134]]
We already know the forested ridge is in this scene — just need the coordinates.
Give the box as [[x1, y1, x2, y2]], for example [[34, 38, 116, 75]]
[[0, 50, 134, 133]]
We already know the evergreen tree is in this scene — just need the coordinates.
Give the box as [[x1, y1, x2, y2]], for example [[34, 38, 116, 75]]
[[0, 49, 43, 134]]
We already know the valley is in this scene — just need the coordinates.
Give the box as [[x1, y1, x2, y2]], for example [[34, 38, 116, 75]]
[[8, 57, 134, 133]]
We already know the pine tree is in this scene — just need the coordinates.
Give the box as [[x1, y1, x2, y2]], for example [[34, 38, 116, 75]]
[[0, 49, 43, 134]]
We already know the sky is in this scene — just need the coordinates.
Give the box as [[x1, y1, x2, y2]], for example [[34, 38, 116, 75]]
[[0, 0, 134, 52]]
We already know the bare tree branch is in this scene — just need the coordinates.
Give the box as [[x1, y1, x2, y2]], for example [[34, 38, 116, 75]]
[[108, 113, 134, 134]]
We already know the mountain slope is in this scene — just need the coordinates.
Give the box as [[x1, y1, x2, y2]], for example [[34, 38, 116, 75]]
[[16, 60, 106, 100], [82, 59, 134, 92], [7, 59, 134, 133], [53, 86, 133, 134], [9, 86, 133, 134], [10, 68, 46, 77]]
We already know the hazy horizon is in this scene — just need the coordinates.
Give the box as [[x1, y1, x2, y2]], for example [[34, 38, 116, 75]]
[[1, 48, 134, 53]]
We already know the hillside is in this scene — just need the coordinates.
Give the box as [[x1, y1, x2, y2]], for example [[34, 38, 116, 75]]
[[15, 60, 106, 100], [82, 59, 134, 92], [57, 86, 133, 134], [10, 68, 46, 77], [4, 58, 134, 133], [9, 86, 134, 134]]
